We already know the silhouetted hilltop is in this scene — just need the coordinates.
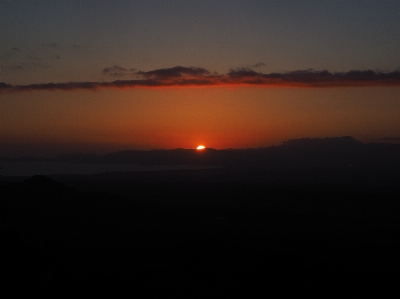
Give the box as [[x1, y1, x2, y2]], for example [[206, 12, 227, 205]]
[[261, 136, 398, 171], [281, 136, 362, 147]]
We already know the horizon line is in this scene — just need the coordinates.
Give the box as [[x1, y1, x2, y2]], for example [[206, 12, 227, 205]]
[[2, 136, 400, 160]]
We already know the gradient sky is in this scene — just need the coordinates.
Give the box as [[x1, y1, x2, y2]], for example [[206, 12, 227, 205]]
[[1, 0, 400, 157]]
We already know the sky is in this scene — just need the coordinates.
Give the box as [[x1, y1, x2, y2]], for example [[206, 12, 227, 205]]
[[1, 0, 400, 157]]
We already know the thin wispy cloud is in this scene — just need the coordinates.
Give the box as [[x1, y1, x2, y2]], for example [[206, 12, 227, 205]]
[[41, 42, 59, 48], [249, 62, 266, 68], [1, 67, 400, 92], [7, 61, 43, 72], [103, 65, 136, 77], [27, 55, 41, 60]]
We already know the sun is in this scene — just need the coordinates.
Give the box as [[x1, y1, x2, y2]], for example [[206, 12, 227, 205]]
[[196, 145, 206, 150]]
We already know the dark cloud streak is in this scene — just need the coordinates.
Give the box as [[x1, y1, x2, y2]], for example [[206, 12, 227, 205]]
[[249, 62, 266, 68], [103, 65, 136, 77], [1, 67, 400, 92], [137, 66, 210, 79]]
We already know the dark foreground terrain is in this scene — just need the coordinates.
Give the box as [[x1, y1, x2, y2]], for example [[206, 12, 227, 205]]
[[2, 137, 400, 297], [2, 167, 400, 297]]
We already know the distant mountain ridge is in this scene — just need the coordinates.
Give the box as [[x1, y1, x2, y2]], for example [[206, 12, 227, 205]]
[[1, 136, 400, 171]]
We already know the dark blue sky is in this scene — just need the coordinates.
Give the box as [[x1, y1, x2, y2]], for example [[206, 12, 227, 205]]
[[1, 0, 399, 84]]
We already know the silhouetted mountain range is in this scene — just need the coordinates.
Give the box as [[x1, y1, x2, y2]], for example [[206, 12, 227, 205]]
[[2, 137, 400, 170]]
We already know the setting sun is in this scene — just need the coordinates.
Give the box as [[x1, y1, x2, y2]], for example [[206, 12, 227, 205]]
[[196, 145, 206, 150]]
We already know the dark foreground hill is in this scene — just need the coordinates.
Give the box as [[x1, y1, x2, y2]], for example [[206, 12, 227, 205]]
[[2, 174, 400, 297]]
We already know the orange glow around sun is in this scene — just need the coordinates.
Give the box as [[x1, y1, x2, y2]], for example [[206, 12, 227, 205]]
[[196, 145, 206, 150]]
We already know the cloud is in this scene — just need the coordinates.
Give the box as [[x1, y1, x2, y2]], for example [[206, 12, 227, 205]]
[[41, 43, 59, 48], [27, 55, 41, 60], [1, 67, 400, 92], [137, 66, 210, 79], [249, 62, 266, 68], [103, 65, 136, 77], [0, 82, 12, 89], [0, 47, 23, 59], [7, 61, 43, 71]]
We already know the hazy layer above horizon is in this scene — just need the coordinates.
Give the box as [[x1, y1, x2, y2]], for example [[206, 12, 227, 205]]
[[2, 87, 400, 157]]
